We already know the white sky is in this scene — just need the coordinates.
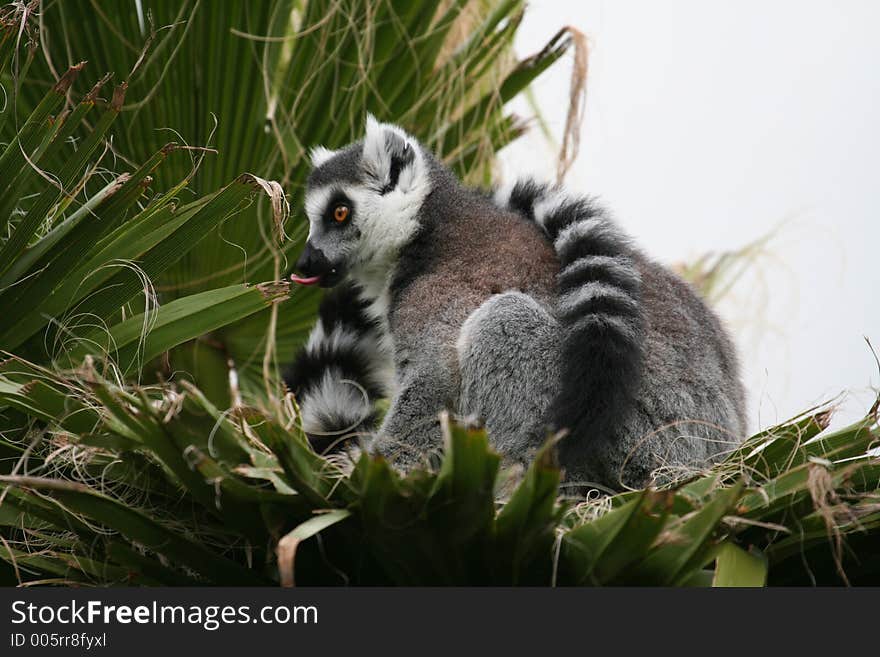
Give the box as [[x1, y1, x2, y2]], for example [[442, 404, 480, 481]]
[[499, 0, 880, 431]]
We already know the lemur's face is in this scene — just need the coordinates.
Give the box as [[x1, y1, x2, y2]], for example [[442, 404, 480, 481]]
[[291, 116, 431, 289]]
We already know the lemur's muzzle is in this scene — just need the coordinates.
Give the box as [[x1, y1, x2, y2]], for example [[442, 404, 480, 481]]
[[291, 241, 341, 287]]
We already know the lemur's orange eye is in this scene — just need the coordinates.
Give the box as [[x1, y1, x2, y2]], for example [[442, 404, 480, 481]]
[[333, 205, 350, 223]]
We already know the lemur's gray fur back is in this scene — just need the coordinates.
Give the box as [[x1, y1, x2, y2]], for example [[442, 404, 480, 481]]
[[285, 117, 746, 491]]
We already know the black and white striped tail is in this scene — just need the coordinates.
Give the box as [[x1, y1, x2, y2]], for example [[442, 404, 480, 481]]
[[284, 283, 389, 453], [496, 179, 645, 461]]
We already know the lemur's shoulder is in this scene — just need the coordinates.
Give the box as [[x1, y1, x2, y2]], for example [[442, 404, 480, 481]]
[[389, 189, 558, 334]]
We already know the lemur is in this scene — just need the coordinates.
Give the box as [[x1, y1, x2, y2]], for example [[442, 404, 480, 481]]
[[285, 116, 746, 491]]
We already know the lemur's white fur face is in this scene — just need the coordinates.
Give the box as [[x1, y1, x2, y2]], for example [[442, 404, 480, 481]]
[[296, 116, 432, 293]]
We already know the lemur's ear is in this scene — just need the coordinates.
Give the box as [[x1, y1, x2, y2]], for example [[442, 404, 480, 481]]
[[362, 114, 417, 194], [309, 145, 337, 168]]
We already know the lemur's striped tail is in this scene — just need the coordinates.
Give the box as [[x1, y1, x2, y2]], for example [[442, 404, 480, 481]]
[[284, 283, 388, 452], [497, 179, 645, 465]]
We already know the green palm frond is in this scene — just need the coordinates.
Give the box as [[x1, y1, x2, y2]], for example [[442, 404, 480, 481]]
[[0, 42, 289, 378], [1, 360, 877, 586]]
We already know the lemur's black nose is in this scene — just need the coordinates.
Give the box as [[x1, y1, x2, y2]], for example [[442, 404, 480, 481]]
[[295, 241, 332, 278]]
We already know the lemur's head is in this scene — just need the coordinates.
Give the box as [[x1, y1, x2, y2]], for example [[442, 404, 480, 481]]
[[291, 116, 431, 288]]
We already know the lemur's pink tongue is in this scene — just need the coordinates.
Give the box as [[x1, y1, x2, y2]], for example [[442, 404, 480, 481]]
[[290, 274, 322, 286]]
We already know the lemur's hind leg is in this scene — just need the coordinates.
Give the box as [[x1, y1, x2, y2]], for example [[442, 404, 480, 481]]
[[456, 291, 561, 464]]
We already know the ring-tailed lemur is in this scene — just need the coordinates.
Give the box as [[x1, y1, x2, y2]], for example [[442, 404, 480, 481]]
[[285, 116, 745, 491]]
